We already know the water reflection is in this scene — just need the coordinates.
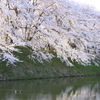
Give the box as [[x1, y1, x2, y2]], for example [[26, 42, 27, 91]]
[[0, 77, 100, 100], [57, 84, 100, 100]]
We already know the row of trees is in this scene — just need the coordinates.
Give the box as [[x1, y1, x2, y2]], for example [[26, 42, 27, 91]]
[[0, 0, 100, 66]]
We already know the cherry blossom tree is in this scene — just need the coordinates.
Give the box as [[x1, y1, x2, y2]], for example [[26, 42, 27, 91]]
[[0, 0, 100, 66]]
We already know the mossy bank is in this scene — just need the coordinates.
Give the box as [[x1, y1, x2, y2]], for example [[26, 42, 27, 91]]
[[0, 46, 100, 81]]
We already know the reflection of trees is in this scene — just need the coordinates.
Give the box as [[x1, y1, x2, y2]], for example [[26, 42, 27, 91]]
[[57, 84, 100, 100], [0, 77, 100, 100]]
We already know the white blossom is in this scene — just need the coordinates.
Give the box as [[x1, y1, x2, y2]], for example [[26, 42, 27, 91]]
[[0, 0, 100, 66]]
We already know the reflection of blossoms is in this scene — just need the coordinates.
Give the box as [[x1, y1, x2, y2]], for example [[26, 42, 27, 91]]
[[2, 78, 100, 100], [57, 84, 100, 100], [7, 84, 100, 100]]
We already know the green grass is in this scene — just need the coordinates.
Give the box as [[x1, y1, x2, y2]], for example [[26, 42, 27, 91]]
[[0, 46, 100, 80]]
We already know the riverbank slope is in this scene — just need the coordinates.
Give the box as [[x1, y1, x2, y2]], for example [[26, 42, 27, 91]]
[[0, 47, 100, 81]]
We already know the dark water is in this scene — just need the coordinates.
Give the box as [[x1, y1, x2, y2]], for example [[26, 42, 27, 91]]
[[0, 77, 100, 100]]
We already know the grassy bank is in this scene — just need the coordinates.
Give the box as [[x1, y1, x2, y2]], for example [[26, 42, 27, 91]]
[[0, 46, 100, 80]]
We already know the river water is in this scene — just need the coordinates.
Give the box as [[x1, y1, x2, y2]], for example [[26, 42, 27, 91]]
[[0, 77, 100, 100]]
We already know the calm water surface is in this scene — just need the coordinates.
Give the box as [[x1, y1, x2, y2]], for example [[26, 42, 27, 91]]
[[0, 77, 100, 100]]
